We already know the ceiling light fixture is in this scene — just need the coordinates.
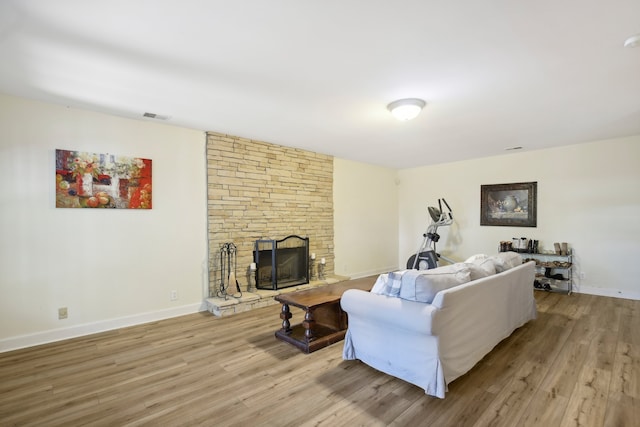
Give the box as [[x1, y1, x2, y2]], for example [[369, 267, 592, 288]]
[[387, 98, 426, 121], [623, 34, 640, 48]]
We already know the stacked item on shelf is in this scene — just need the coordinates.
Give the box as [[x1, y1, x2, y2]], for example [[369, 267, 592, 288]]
[[521, 242, 573, 295]]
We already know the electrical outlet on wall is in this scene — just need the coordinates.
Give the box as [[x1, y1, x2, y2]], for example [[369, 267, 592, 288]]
[[58, 307, 68, 319], [170, 290, 178, 301]]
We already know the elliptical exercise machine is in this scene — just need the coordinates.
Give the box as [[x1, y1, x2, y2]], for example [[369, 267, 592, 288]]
[[407, 198, 455, 270]]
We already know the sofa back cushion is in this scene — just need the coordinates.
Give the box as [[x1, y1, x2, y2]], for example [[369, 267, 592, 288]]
[[490, 251, 523, 272], [461, 262, 493, 281], [464, 254, 497, 276], [399, 263, 471, 303]]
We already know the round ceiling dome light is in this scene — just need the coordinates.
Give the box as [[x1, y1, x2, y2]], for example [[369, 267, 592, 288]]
[[624, 34, 640, 48], [387, 98, 426, 121]]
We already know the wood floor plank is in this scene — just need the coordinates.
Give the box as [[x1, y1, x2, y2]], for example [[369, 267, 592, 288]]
[[470, 360, 541, 427], [603, 394, 639, 427], [538, 335, 590, 399], [425, 386, 497, 427], [518, 388, 570, 427], [609, 342, 640, 400], [305, 371, 403, 426], [0, 287, 638, 426], [385, 390, 450, 427], [561, 366, 611, 427]]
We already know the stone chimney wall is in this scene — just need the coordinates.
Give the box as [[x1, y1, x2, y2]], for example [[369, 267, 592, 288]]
[[206, 132, 334, 296]]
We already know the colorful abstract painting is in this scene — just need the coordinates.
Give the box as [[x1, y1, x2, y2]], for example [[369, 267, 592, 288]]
[[55, 149, 152, 209]]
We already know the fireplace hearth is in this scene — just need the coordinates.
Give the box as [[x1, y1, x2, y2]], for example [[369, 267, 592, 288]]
[[254, 235, 309, 290]]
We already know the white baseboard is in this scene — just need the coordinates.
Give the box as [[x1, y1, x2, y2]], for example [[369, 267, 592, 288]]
[[0, 302, 206, 353], [575, 285, 640, 301]]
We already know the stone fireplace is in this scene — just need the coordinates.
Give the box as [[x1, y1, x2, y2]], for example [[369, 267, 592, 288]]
[[206, 131, 334, 305]]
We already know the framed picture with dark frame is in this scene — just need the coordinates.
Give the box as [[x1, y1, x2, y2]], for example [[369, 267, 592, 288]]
[[480, 181, 537, 227]]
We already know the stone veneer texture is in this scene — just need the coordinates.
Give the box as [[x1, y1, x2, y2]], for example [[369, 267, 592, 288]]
[[206, 132, 334, 296]]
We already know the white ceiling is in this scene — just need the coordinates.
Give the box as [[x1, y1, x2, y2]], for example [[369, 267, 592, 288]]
[[1, 1, 639, 169]]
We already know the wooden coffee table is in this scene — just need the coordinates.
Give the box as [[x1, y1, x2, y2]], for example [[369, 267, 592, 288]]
[[274, 277, 375, 353]]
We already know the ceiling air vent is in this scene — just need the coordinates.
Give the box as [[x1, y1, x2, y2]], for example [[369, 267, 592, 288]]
[[143, 112, 170, 121]]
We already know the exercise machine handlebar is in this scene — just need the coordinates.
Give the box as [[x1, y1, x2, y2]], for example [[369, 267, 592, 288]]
[[408, 198, 454, 270]]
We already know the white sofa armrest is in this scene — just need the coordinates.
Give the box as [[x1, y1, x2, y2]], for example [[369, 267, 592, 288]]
[[341, 289, 438, 335]]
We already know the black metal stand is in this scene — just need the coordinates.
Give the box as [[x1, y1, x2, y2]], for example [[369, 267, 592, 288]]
[[218, 242, 242, 299]]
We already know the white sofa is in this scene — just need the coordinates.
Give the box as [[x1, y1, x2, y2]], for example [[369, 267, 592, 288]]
[[340, 255, 536, 398]]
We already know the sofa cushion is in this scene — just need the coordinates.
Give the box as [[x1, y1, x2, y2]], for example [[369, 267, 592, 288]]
[[379, 271, 404, 297], [370, 273, 388, 294], [461, 262, 493, 281], [490, 251, 523, 272], [464, 254, 496, 276], [371, 270, 408, 296], [399, 264, 471, 303]]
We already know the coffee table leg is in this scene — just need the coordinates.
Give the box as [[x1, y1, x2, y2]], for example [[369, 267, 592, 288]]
[[280, 303, 292, 334], [302, 309, 315, 341]]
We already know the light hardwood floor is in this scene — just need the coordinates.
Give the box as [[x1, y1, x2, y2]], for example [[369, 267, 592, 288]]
[[1, 280, 638, 427]]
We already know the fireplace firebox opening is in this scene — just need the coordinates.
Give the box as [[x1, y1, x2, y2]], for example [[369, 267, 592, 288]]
[[254, 235, 309, 290]]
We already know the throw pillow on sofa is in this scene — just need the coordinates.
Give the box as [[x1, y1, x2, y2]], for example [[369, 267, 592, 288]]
[[370, 270, 410, 296], [464, 254, 497, 276], [370, 273, 389, 294], [379, 271, 404, 297], [399, 263, 471, 303], [460, 262, 493, 281], [490, 251, 523, 272]]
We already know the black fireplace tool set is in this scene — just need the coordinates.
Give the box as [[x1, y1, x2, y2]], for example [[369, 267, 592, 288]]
[[218, 242, 242, 299]]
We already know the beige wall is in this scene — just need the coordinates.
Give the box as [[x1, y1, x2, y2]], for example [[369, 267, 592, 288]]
[[0, 93, 208, 351], [396, 135, 640, 299], [333, 158, 399, 278]]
